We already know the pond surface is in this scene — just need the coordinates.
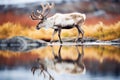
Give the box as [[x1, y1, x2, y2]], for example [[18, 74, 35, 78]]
[[0, 43, 120, 80], [0, 36, 120, 80]]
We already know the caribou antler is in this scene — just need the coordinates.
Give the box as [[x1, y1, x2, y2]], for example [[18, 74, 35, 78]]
[[31, 11, 43, 20], [31, 3, 54, 20]]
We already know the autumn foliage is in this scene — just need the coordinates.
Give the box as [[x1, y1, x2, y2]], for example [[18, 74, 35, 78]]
[[0, 21, 120, 40], [0, 12, 120, 40]]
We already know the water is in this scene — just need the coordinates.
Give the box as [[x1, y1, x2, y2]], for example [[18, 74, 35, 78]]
[[0, 44, 120, 80], [0, 37, 120, 80]]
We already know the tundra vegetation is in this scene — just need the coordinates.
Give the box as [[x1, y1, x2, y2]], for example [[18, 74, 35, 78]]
[[0, 21, 120, 41]]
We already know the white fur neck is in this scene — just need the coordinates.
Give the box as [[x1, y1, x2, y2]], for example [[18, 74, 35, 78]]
[[43, 18, 54, 29]]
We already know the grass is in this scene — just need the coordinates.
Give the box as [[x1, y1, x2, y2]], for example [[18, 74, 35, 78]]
[[0, 21, 120, 40], [83, 21, 120, 40]]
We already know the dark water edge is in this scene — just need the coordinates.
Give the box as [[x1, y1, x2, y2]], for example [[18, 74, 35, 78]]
[[0, 36, 119, 52]]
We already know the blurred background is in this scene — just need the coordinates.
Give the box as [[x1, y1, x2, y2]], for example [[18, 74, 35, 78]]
[[0, 0, 120, 80], [0, 0, 120, 25]]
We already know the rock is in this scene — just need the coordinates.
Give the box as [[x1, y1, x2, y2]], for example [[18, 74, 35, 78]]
[[0, 36, 47, 52]]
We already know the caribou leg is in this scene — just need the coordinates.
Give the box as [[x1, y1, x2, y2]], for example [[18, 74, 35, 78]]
[[58, 29, 62, 44], [75, 25, 84, 43], [76, 45, 85, 73], [51, 45, 58, 59], [50, 29, 58, 43], [76, 45, 84, 61], [58, 45, 62, 60], [79, 27, 84, 43], [75, 25, 81, 43]]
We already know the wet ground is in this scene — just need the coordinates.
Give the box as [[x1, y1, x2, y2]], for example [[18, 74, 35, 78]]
[[0, 36, 120, 80]]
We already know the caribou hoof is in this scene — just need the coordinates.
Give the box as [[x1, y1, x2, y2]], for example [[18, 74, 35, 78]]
[[50, 41, 53, 44], [50, 40, 54, 44], [81, 39, 84, 43], [75, 39, 78, 43], [60, 41, 63, 44]]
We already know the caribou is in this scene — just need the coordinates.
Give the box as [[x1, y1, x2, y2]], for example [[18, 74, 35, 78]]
[[31, 3, 86, 43]]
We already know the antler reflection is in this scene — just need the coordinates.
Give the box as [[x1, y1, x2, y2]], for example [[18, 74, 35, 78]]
[[31, 58, 54, 80]]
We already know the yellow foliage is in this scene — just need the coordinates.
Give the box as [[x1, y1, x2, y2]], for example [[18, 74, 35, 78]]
[[83, 21, 120, 40], [0, 21, 120, 40]]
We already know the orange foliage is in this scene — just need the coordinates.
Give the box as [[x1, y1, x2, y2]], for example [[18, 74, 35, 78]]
[[85, 13, 120, 25], [0, 12, 120, 27], [0, 12, 38, 27]]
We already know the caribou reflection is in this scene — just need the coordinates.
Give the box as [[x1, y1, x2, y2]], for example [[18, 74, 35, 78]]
[[31, 45, 85, 80]]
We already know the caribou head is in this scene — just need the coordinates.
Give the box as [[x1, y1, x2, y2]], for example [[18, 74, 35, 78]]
[[31, 3, 54, 30]]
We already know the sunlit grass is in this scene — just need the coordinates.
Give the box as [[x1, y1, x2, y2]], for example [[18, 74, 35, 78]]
[[83, 21, 120, 40], [0, 22, 53, 40], [0, 21, 120, 40]]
